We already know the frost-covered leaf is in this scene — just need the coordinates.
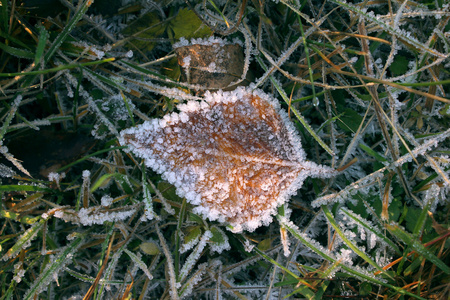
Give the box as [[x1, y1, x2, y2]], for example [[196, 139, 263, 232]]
[[389, 55, 409, 76], [209, 226, 230, 253], [181, 225, 202, 253], [174, 36, 245, 89], [124, 249, 153, 280], [140, 241, 160, 255], [120, 87, 335, 232], [184, 226, 202, 246]]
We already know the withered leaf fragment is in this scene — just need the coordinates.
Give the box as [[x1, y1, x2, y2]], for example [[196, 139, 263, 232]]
[[120, 87, 335, 232]]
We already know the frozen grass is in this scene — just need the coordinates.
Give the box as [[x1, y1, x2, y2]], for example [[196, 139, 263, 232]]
[[0, 0, 449, 299]]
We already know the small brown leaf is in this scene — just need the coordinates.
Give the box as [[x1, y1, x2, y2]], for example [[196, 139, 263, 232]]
[[120, 87, 335, 232], [174, 37, 245, 90]]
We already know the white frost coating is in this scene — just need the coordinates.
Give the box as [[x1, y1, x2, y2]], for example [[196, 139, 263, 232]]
[[82, 170, 90, 178], [54, 206, 136, 226], [0, 163, 15, 178], [209, 226, 231, 254], [178, 230, 213, 282], [101, 195, 114, 207], [312, 128, 450, 208], [125, 50, 133, 58], [173, 36, 242, 49], [120, 87, 336, 232], [13, 262, 25, 283], [48, 172, 65, 183], [77, 207, 136, 226]]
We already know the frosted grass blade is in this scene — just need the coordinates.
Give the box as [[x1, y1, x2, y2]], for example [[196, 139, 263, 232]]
[[341, 208, 401, 254], [255, 56, 335, 156], [279, 216, 427, 300], [23, 234, 84, 299], [322, 205, 390, 278], [2, 218, 45, 261], [386, 224, 450, 275]]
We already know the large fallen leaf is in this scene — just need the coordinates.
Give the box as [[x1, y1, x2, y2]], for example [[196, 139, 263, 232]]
[[120, 87, 335, 232]]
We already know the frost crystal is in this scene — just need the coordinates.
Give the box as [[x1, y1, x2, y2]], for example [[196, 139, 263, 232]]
[[120, 87, 335, 232], [101, 195, 113, 207]]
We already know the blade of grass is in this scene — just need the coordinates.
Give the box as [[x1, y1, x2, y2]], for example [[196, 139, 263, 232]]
[[1, 218, 45, 260], [0, 42, 35, 59], [322, 205, 391, 278], [23, 234, 84, 300], [0, 95, 21, 141], [278, 216, 427, 299], [386, 224, 450, 275], [255, 55, 335, 156], [0, 58, 116, 77], [341, 208, 401, 255], [34, 26, 48, 65], [252, 246, 316, 298], [43, 0, 92, 63], [297, 15, 318, 106], [0, 185, 52, 192], [359, 143, 388, 162], [56, 146, 127, 173], [0, 210, 41, 224]]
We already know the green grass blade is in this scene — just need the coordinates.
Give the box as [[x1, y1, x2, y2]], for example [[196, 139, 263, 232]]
[[23, 234, 85, 300], [0, 209, 41, 224], [34, 26, 48, 65], [124, 249, 153, 280], [1, 218, 45, 261], [278, 216, 427, 299], [386, 224, 450, 275], [0, 42, 34, 59], [43, 0, 93, 63], [0, 95, 21, 141], [0, 58, 116, 77], [56, 146, 127, 173], [0, 185, 52, 193], [252, 246, 316, 298], [341, 208, 401, 254], [255, 55, 335, 156], [359, 143, 388, 162], [322, 206, 390, 277]]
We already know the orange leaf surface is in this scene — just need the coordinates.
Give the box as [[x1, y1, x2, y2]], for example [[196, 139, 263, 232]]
[[120, 87, 335, 232]]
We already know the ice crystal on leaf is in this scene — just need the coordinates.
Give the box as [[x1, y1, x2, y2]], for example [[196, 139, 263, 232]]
[[120, 87, 335, 232]]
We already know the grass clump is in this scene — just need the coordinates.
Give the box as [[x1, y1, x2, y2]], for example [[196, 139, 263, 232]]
[[0, 0, 449, 299]]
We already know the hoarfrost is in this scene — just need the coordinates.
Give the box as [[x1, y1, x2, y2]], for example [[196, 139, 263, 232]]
[[78, 207, 136, 226], [209, 226, 231, 254], [101, 195, 114, 207], [98, 94, 135, 121], [0, 163, 15, 177], [13, 262, 25, 283], [312, 128, 450, 207], [180, 232, 201, 254], [179, 263, 207, 298], [120, 87, 336, 232], [125, 50, 133, 58], [179, 230, 213, 282], [173, 36, 241, 49], [54, 206, 136, 226]]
